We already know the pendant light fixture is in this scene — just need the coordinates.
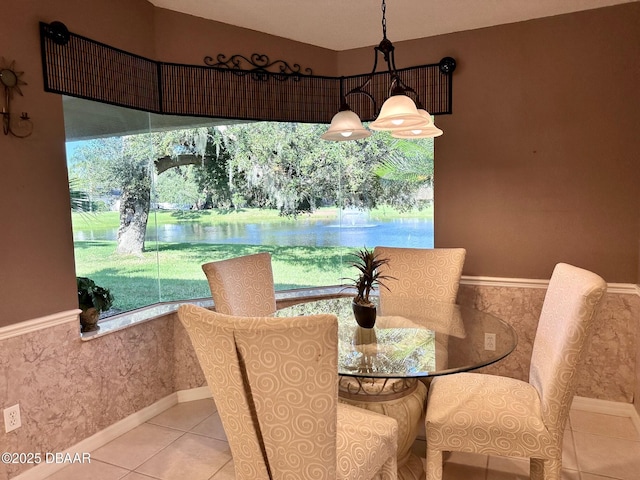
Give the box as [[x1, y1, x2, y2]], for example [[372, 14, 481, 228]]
[[321, 81, 371, 141], [320, 106, 371, 141], [391, 108, 443, 139], [322, 0, 449, 141]]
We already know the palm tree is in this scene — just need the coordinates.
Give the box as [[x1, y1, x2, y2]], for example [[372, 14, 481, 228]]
[[69, 178, 91, 213], [373, 139, 434, 185]]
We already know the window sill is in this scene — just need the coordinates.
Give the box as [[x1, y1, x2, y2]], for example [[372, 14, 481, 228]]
[[80, 285, 351, 341]]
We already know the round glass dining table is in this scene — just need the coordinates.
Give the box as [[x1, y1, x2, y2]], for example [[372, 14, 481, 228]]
[[276, 296, 518, 480], [276, 296, 517, 379]]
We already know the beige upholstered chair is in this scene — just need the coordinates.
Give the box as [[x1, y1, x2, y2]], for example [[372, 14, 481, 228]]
[[425, 263, 607, 480], [374, 247, 466, 378], [201, 252, 276, 316], [373, 247, 466, 310], [178, 304, 398, 480]]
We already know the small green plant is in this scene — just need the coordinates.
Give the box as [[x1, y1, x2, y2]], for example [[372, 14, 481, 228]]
[[77, 276, 114, 312], [345, 247, 394, 306]]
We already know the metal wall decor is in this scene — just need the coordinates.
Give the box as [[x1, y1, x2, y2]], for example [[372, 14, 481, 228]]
[[41, 21, 70, 46], [438, 57, 457, 75], [40, 21, 454, 125], [204, 53, 313, 82], [1, 57, 33, 138]]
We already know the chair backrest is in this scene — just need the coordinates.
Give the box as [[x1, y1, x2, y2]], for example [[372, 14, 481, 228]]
[[178, 304, 339, 480], [529, 263, 606, 437], [201, 252, 276, 316], [374, 246, 466, 305]]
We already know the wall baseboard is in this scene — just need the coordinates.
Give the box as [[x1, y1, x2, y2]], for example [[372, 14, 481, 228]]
[[572, 396, 640, 434], [176, 385, 211, 403]]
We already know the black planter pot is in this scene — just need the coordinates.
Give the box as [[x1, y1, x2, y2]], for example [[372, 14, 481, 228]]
[[352, 300, 377, 328], [79, 307, 100, 333]]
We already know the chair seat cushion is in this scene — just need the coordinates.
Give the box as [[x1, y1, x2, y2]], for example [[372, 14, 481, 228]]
[[426, 372, 557, 459], [336, 404, 398, 479]]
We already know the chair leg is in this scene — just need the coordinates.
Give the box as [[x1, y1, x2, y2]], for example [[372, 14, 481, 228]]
[[425, 447, 443, 480], [531, 457, 562, 480]]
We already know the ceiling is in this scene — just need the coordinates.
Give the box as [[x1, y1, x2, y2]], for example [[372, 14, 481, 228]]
[[147, 0, 635, 51]]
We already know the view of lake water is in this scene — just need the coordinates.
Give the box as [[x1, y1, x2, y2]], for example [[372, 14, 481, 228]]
[[74, 216, 434, 249]]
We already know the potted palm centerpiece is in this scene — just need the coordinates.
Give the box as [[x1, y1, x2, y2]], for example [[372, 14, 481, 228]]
[[346, 247, 393, 328], [77, 276, 114, 333]]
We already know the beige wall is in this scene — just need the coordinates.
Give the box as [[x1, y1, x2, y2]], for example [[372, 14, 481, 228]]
[[0, 0, 157, 328], [3, 2, 638, 327], [435, 7, 640, 283], [152, 9, 337, 76], [340, 4, 640, 283]]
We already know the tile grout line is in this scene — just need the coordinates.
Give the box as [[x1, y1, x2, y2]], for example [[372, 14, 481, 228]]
[[94, 428, 191, 479], [206, 458, 234, 480], [130, 428, 189, 479]]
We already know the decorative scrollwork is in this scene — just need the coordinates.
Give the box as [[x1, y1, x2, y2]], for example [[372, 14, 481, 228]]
[[338, 376, 418, 401], [204, 53, 312, 82]]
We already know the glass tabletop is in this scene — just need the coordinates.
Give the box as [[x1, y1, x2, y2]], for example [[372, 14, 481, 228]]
[[276, 296, 517, 379]]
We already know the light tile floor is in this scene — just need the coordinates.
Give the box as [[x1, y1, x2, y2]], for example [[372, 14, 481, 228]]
[[46, 398, 640, 480]]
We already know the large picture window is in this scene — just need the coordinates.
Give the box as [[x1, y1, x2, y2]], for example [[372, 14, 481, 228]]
[[65, 97, 434, 316]]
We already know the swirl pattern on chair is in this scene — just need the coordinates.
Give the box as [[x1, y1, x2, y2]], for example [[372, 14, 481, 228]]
[[178, 304, 398, 480], [425, 263, 606, 480], [373, 247, 466, 307], [202, 252, 276, 316], [374, 247, 466, 388]]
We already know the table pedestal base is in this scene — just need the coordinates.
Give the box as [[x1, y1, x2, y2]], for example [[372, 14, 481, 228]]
[[398, 453, 426, 480], [338, 378, 427, 480]]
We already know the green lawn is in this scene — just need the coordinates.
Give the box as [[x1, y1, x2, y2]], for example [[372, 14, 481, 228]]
[[74, 241, 354, 313], [73, 206, 432, 314]]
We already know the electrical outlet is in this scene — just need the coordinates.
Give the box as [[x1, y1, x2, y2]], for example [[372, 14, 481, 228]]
[[484, 333, 496, 351], [4, 404, 21, 433]]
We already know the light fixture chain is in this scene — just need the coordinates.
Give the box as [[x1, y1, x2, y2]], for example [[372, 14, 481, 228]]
[[381, 0, 387, 39], [322, 0, 450, 141]]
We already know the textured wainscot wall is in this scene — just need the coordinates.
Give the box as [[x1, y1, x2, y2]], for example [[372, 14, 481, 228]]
[[458, 285, 640, 403], [0, 316, 175, 480]]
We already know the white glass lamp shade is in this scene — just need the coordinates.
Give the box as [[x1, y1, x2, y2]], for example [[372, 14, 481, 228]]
[[369, 94, 426, 131], [321, 109, 371, 141], [392, 109, 443, 138]]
